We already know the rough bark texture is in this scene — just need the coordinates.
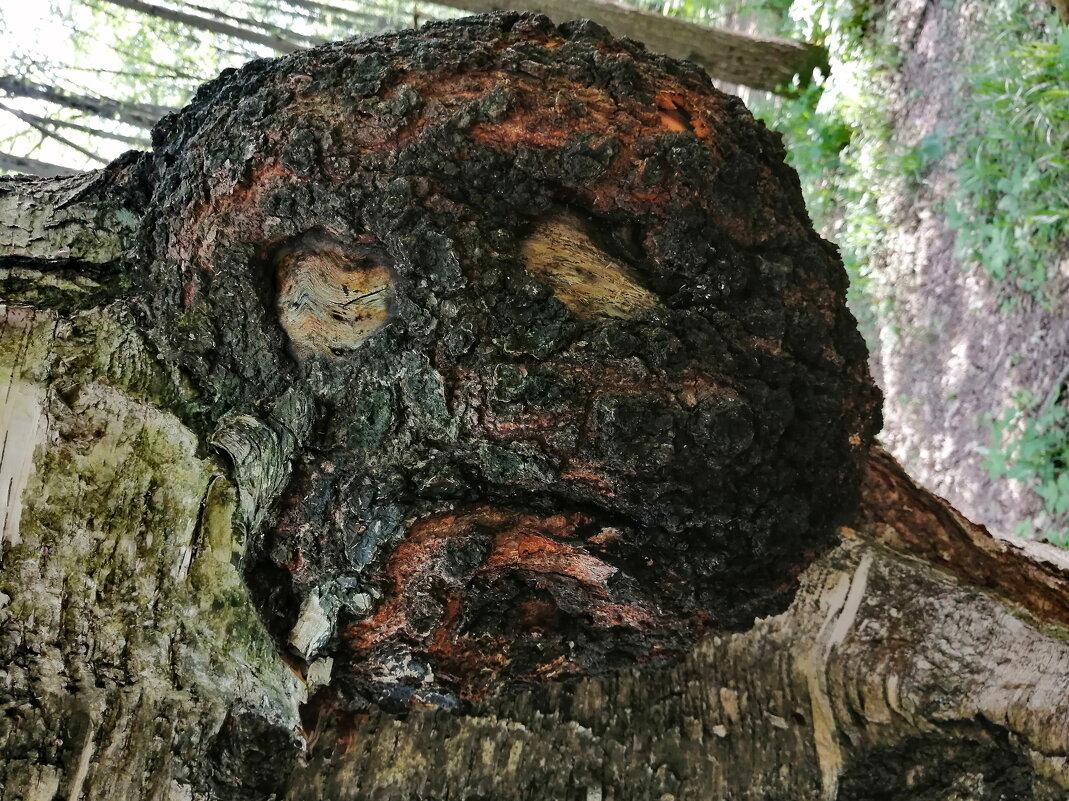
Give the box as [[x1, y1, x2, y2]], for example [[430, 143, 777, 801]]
[[0, 162, 144, 271], [0, 13, 1066, 801], [135, 11, 878, 708], [284, 474, 1069, 801]]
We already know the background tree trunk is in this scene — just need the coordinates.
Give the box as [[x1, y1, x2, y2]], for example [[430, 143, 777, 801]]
[[0, 77, 172, 130], [0, 154, 79, 179], [97, 0, 308, 53], [179, 0, 329, 46], [0, 103, 149, 148], [1, 13, 1067, 801]]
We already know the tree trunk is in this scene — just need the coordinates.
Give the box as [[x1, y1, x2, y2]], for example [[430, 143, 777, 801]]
[[1, 13, 1066, 801], [0, 103, 151, 148], [0, 76, 172, 131], [284, 458, 1069, 800], [178, 0, 330, 46], [0, 153, 80, 178], [435, 0, 828, 91], [276, 0, 396, 28], [97, 0, 309, 53]]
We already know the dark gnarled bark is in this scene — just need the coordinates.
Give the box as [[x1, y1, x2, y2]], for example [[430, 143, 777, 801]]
[[136, 11, 878, 709], [0, 13, 1067, 801]]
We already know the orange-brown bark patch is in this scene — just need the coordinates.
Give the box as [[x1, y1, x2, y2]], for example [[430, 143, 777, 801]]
[[339, 505, 683, 697], [560, 460, 618, 496], [858, 448, 1069, 630], [486, 530, 617, 591]]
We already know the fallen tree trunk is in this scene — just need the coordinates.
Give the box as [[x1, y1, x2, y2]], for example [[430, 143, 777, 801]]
[[436, 0, 829, 91], [0, 13, 1065, 801]]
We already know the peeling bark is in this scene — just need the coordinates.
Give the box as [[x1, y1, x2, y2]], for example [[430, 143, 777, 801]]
[[0, 13, 1067, 801]]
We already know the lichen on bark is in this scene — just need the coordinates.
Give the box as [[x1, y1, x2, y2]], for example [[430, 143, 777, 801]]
[[0, 304, 300, 800]]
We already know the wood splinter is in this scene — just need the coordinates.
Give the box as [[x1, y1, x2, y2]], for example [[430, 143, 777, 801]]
[[519, 213, 661, 320]]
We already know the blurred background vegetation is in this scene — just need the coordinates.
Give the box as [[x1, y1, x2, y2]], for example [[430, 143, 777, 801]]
[[1, 0, 1067, 542]]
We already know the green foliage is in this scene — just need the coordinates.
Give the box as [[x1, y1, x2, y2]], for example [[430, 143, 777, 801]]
[[953, 5, 1069, 542], [947, 13, 1069, 303], [752, 0, 904, 340], [633, 0, 789, 27], [982, 389, 1069, 544]]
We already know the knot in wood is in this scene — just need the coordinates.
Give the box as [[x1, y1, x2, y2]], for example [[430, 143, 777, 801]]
[[273, 229, 394, 358]]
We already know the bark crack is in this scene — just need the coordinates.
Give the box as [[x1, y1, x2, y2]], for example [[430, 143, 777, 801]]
[[803, 551, 874, 800]]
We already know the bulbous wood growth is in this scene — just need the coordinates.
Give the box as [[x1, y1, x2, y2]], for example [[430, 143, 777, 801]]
[[133, 12, 879, 710], [24, 14, 1069, 801]]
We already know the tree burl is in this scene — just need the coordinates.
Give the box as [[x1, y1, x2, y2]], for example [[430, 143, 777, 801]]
[[132, 12, 880, 712]]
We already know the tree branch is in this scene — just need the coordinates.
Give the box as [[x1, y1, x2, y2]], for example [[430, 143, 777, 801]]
[[0, 152, 79, 179], [97, 0, 308, 53], [436, 0, 828, 91], [0, 76, 173, 130], [0, 154, 147, 271], [0, 103, 150, 148]]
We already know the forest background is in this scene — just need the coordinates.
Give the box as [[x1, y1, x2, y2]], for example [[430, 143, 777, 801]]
[[2, 0, 1068, 546]]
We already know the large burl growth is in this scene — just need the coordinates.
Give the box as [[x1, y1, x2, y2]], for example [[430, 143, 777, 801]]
[[15, 13, 1069, 801], [131, 13, 880, 711]]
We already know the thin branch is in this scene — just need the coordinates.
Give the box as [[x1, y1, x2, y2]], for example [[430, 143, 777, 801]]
[[178, 0, 329, 45], [61, 63, 203, 83], [0, 105, 109, 165], [0, 76, 173, 129]]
